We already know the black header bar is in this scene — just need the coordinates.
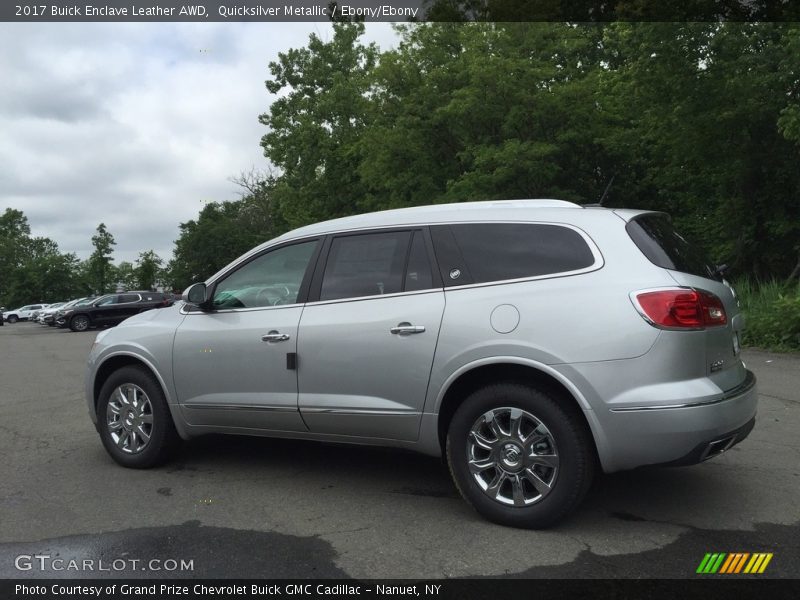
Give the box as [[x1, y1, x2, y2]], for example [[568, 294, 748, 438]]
[[2, 0, 800, 22], [4, 579, 800, 600]]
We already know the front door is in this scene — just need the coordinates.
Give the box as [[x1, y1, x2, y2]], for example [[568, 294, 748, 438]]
[[173, 239, 320, 431], [298, 230, 444, 441]]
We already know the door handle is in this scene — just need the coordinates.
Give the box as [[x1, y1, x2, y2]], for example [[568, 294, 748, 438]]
[[262, 331, 290, 342], [390, 322, 426, 335]]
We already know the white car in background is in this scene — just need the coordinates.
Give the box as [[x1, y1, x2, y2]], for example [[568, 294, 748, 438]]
[[2, 304, 48, 323]]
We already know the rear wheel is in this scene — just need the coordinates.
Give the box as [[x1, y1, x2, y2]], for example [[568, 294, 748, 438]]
[[447, 382, 595, 529], [97, 366, 179, 468], [70, 315, 90, 332]]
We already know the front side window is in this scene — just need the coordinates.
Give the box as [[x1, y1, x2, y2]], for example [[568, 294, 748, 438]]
[[118, 294, 140, 303], [95, 295, 118, 306], [212, 240, 318, 309]]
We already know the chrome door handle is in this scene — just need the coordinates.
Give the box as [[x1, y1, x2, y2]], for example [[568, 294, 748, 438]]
[[262, 331, 290, 342], [390, 323, 426, 335]]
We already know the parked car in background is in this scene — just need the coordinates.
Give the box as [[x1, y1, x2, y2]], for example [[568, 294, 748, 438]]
[[2, 304, 48, 323], [61, 292, 173, 332], [55, 298, 94, 328], [37, 302, 68, 325], [85, 200, 757, 528], [0, 306, 5, 326]]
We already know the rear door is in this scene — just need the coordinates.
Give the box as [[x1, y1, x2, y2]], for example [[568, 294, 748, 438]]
[[297, 229, 445, 441], [625, 213, 746, 391]]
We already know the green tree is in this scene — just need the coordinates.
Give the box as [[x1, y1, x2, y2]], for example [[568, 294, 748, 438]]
[[88, 223, 116, 294], [134, 250, 163, 291], [113, 261, 137, 291], [599, 23, 800, 278], [0, 208, 32, 303], [259, 22, 379, 229], [360, 23, 609, 208]]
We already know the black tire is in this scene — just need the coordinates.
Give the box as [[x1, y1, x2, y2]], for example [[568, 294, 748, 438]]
[[97, 366, 179, 468], [7, 315, 18, 323], [69, 314, 90, 332], [446, 382, 595, 529]]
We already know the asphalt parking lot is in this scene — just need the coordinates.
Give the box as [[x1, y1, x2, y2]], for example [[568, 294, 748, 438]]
[[0, 323, 798, 579]]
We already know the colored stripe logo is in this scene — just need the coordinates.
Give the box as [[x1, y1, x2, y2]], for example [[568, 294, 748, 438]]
[[696, 553, 773, 574]]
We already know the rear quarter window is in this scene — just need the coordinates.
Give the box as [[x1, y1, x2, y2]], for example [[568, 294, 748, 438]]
[[431, 223, 596, 285], [626, 214, 719, 280]]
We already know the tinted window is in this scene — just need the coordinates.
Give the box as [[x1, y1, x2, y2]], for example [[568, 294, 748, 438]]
[[213, 240, 318, 309], [118, 294, 140, 303], [95, 295, 118, 306], [431, 223, 595, 285], [404, 231, 435, 292], [320, 231, 411, 301], [626, 214, 718, 280]]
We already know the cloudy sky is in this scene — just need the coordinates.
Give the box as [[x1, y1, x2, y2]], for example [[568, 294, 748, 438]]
[[0, 22, 398, 264]]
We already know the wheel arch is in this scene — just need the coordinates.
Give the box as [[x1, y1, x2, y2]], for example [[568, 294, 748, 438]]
[[92, 353, 189, 440], [435, 360, 600, 463]]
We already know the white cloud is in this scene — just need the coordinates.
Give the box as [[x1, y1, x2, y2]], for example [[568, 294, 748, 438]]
[[0, 22, 398, 263]]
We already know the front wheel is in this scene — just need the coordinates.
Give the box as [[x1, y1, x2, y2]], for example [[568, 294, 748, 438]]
[[97, 366, 179, 468], [447, 383, 595, 529], [70, 315, 90, 331], [7, 315, 18, 323]]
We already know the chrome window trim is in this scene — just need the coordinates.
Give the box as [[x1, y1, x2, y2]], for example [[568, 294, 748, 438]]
[[206, 220, 604, 286], [180, 302, 304, 316], [305, 286, 442, 307], [192, 221, 603, 310]]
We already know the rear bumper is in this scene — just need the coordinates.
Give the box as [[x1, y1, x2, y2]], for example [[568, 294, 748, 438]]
[[590, 370, 758, 472], [648, 415, 755, 467]]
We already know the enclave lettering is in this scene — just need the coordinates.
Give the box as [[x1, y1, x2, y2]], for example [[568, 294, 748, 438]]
[[84, 5, 129, 16]]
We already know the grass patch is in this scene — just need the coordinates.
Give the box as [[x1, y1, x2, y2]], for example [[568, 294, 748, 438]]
[[733, 278, 800, 351]]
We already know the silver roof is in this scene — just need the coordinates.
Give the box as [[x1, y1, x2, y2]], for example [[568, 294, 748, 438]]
[[273, 199, 584, 243], [206, 199, 621, 283]]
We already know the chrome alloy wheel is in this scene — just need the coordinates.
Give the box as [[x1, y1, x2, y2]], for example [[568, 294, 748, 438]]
[[106, 384, 153, 454], [467, 407, 559, 507]]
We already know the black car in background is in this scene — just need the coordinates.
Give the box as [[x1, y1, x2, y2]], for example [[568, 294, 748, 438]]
[[57, 292, 173, 332]]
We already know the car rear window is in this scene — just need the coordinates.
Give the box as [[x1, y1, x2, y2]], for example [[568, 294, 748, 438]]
[[626, 214, 719, 280], [430, 223, 595, 286]]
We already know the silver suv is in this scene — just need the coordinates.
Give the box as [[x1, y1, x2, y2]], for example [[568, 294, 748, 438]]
[[85, 200, 757, 528]]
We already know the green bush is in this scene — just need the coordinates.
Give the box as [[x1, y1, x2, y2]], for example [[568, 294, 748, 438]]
[[734, 278, 800, 351]]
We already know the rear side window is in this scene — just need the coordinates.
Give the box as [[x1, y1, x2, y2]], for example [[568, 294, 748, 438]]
[[320, 231, 412, 301], [431, 223, 595, 285], [626, 214, 719, 280], [118, 294, 140, 303]]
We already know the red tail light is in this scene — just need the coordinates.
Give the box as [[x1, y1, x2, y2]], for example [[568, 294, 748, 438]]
[[633, 288, 727, 329]]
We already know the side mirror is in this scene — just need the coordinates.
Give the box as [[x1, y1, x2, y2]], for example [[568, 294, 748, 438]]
[[183, 283, 210, 309]]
